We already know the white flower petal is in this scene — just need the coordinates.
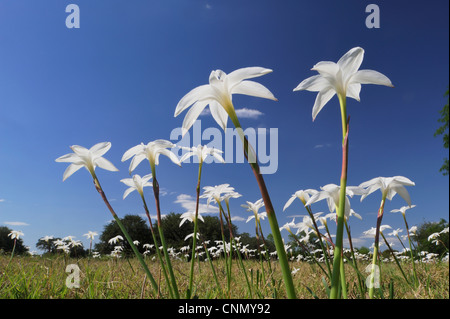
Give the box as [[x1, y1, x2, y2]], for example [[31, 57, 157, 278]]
[[182, 100, 209, 136], [55, 152, 81, 163], [174, 84, 212, 117], [293, 75, 330, 92], [123, 187, 135, 199], [209, 100, 229, 131], [337, 47, 364, 79], [95, 157, 119, 172], [90, 142, 112, 158], [346, 83, 361, 101], [312, 88, 336, 121], [122, 144, 144, 162], [62, 163, 84, 181], [129, 153, 147, 173], [350, 70, 393, 87], [231, 80, 277, 101], [227, 67, 273, 88]]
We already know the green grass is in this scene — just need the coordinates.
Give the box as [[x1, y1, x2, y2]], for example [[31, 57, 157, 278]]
[[0, 255, 448, 299]]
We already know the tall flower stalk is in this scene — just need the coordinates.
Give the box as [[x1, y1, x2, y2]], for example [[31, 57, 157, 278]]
[[175, 67, 297, 298], [120, 173, 175, 298], [359, 176, 415, 298], [179, 144, 225, 298], [122, 139, 182, 299], [294, 47, 393, 298], [55, 142, 159, 296]]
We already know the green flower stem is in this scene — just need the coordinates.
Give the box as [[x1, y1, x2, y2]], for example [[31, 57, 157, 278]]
[[228, 109, 297, 299], [150, 166, 180, 299], [92, 175, 159, 297], [140, 193, 175, 299], [305, 205, 332, 279], [401, 213, 419, 287], [201, 239, 223, 297], [369, 195, 386, 299], [330, 94, 350, 299], [345, 220, 365, 297], [188, 161, 203, 298], [216, 201, 231, 297], [380, 232, 410, 284]]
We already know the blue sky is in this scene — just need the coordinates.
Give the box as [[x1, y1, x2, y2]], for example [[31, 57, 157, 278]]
[[0, 0, 448, 253]]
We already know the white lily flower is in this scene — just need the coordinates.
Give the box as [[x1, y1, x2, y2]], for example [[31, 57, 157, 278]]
[[121, 139, 181, 174], [83, 231, 98, 240], [108, 235, 124, 245], [241, 198, 265, 215], [8, 230, 24, 240], [304, 184, 366, 217], [175, 67, 277, 134], [41, 235, 54, 242], [55, 142, 119, 181], [294, 47, 393, 121], [179, 144, 225, 164], [283, 189, 318, 211], [200, 184, 235, 206], [246, 211, 267, 223], [280, 218, 297, 233], [120, 174, 153, 199], [179, 211, 204, 227], [390, 204, 416, 216], [359, 176, 415, 206]]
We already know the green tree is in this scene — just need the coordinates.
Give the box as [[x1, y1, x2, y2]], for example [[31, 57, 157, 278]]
[[413, 218, 449, 256], [95, 214, 153, 255], [434, 88, 449, 175], [0, 226, 29, 255]]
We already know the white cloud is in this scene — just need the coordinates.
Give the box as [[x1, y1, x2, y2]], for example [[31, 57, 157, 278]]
[[174, 194, 219, 214], [235, 108, 264, 119], [4, 221, 30, 226], [0, 199, 5, 202], [230, 216, 246, 222], [200, 108, 264, 119]]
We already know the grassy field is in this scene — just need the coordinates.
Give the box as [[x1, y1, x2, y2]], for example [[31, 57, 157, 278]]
[[0, 255, 448, 299]]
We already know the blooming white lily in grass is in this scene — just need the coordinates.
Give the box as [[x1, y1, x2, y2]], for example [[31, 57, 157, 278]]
[[359, 176, 415, 206], [293, 47, 393, 121], [200, 184, 236, 206], [55, 142, 118, 181], [390, 204, 416, 216], [41, 235, 54, 242], [174, 67, 277, 134], [304, 184, 366, 217], [179, 144, 225, 164], [83, 231, 98, 240], [241, 198, 265, 216], [8, 230, 24, 240], [122, 139, 181, 174], [363, 225, 392, 238], [283, 189, 318, 211], [120, 174, 153, 199], [108, 235, 123, 245], [179, 211, 204, 227]]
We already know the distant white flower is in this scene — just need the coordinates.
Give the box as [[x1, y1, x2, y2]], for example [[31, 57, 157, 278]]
[[121, 139, 181, 174], [363, 225, 392, 237], [179, 144, 225, 164], [41, 235, 54, 242], [283, 189, 318, 211], [200, 184, 236, 206], [427, 233, 440, 242], [108, 235, 124, 245], [83, 231, 98, 240], [359, 176, 415, 206], [179, 211, 204, 227], [120, 174, 153, 199], [390, 205, 416, 216], [8, 230, 24, 240], [55, 142, 118, 181]]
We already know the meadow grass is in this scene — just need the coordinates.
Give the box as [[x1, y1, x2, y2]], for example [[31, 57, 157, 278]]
[[0, 255, 448, 299]]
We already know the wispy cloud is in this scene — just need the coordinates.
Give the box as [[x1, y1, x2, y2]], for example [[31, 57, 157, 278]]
[[4, 221, 30, 226], [230, 216, 246, 222], [200, 108, 264, 119], [314, 143, 331, 149], [0, 199, 5, 202], [174, 194, 219, 214]]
